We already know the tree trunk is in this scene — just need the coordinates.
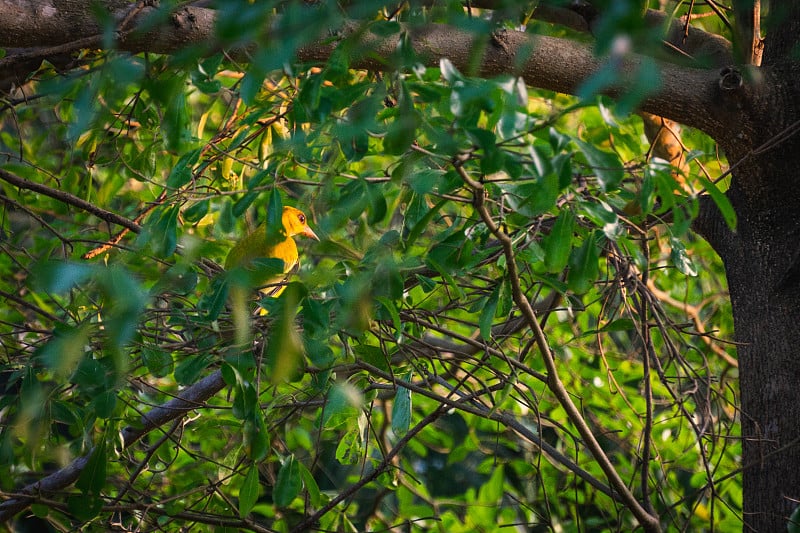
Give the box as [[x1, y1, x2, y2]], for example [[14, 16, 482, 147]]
[[724, 178, 800, 529], [712, 60, 800, 530]]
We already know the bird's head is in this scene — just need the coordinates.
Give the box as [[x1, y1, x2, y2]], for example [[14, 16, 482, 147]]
[[282, 206, 319, 240]]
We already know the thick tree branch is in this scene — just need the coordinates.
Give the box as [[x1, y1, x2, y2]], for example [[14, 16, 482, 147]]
[[0, 370, 226, 522], [296, 21, 733, 139], [481, 0, 734, 66], [0, 2, 737, 142]]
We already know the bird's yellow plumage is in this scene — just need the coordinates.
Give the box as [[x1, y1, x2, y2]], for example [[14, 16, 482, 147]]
[[225, 206, 319, 297]]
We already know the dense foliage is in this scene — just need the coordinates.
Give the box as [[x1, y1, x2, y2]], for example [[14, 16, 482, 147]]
[[1, 1, 741, 531]]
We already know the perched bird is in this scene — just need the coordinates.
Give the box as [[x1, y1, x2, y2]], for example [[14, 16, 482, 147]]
[[225, 205, 319, 298]]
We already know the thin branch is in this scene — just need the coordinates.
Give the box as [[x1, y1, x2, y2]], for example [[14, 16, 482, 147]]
[[355, 361, 620, 502], [732, 0, 762, 65], [0, 168, 141, 233], [0, 287, 59, 323], [289, 404, 446, 533], [638, 234, 655, 515], [454, 158, 662, 532], [0, 370, 226, 522]]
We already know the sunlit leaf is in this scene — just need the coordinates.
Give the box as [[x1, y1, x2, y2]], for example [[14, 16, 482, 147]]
[[670, 237, 698, 276], [697, 175, 737, 230]]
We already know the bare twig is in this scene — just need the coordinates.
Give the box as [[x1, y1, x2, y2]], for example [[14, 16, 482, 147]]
[[355, 361, 620, 501], [0, 370, 226, 522], [731, 0, 762, 65], [0, 168, 141, 233], [454, 157, 662, 532], [289, 404, 446, 533], [638, 233, 655, 515]]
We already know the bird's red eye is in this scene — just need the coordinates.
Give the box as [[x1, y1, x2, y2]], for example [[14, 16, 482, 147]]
[[298, 214, 306, 224]]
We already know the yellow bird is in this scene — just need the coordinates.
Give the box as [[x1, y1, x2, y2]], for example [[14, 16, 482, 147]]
[[225, 206, 319, 298]]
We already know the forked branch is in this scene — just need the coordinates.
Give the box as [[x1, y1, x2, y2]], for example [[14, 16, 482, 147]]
[[453, 157, 662, 533]]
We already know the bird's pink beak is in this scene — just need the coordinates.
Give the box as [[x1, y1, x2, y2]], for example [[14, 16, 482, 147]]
[[303, 226, 320, 241]]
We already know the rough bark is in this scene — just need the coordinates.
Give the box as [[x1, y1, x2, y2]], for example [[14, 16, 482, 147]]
[[711, 28, 800, 527], [0, 1, 736, 142]]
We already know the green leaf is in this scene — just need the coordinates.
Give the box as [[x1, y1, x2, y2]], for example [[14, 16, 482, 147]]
[[670, 237, 697, 276], [788, 505, 800, 533], [91, 391, 117, 419], [244, 411, 269, 461], [477, 464, 504, 504], [354, 344, 389, 372], [174, 354, 213, 385], [77, 440, 107, 495], [697, 176, 737, 230], [298, 462, 322, 507], [581, 200, 623, 240], [335, 426, 364, 465], [265, 190, 285, 247], [391, 372, 412, 437], [232, 381, 258, 420], [405, 198, 447, 249], [321, 382, 361, 429], [163, 89, 189, 152], [67, 493, 103, 521], [33, 261, 95, 294], [479, 284, 501, 340], [233, 191, 260, 217], [38, 323, 91, 379], [183, 200, 210, 223], [265, 293, 305, 384], [241, 68, 265, 106], [275, 455, 302, 507], [384, 82, 418, 155], [415, 274, 437, 293], [166, 148, 202, 189], [305, 337, 336, 368], [199, 276, 229, 320], [567, 231, 603, 294], [365, 182, 388, 225], [598, 318, 636, 333], [405, 169, 443, 195], [376, 297, 402, 338], [544, 210, 575, 273], [144, 205, 180, 258], [574, 138, 624, 191], [238, 465, 260, 518], [142, 347, 175, 378], [72, 356, 115, 395], [30, 503, 49, 518]]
